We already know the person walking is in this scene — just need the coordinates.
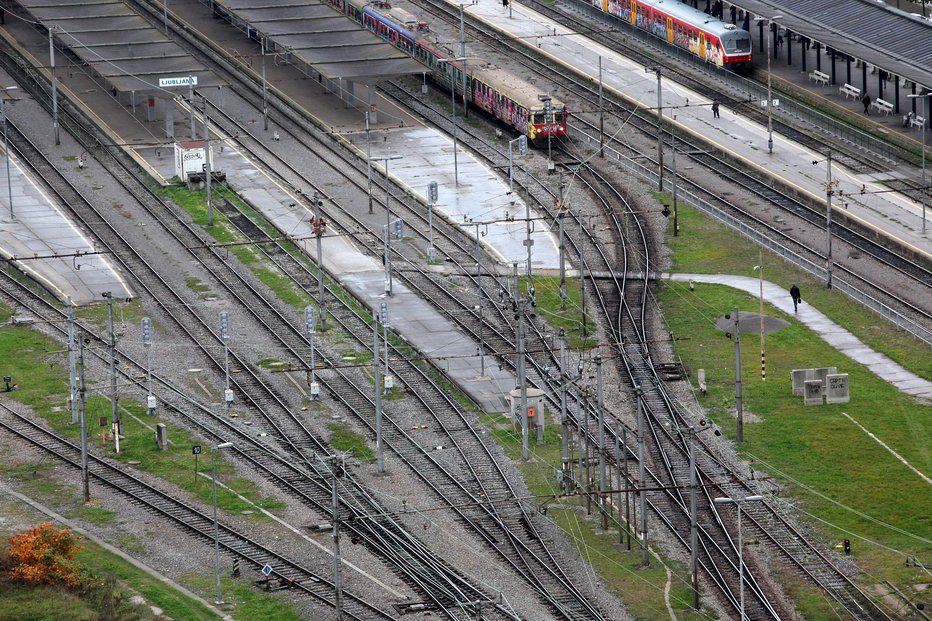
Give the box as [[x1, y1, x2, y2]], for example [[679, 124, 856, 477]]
[[711, 98, 720, 118], [790, 284, 801, 313], [862, 92, 872, 115]]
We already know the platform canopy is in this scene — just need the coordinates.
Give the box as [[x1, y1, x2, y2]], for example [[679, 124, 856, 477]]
[[16, 0, 223, 94], [214, 0, 425, 83], [735, 0, 932, 91]]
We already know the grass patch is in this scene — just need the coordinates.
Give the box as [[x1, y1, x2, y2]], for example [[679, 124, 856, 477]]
[[661, 205, 932, 609], [521, 275, 597, 350], [74, 298, 146, 329], [75, 536, 218, 621], [666, 207, 931, 378], [116, 534, 147, 555], [256, 358, 288, 370], [328, 422, 375, 462], [0, 532, 217, 621], [72, 504, 116, 525], [477, 411, 701, 619], [186, 276, 213, 297], [0, 321, 286, 521], [183, 572, 304, 621], [162, 186, 313, 311]]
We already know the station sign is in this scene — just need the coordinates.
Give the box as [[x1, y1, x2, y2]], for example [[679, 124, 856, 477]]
[[159, 76, 198, 88]]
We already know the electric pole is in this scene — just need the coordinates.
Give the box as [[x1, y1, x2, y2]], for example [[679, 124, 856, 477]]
[[636, 386, 649, 566], [596, 355, 607, 529], [103, 292, 121, 439], [326, 454, 345, 621], [67, 296, 77, 424], [77, 334, 89, 503]]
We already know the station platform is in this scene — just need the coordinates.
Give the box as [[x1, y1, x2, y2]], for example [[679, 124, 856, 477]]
[[136, 131, 518, 412], [1, 0, 926, 415], [0, 117, 132, 306], [452, 0, 932, 260]]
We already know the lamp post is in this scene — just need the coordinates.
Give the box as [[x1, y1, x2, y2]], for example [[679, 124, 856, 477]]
[[508, 134, 528, 194], [714, 495, 764, 621], [211, 441, 234, 605], [1, 86, 18, 221], [755, 16, 783, 154], [687, 422, 720, 609], [908, 92, 930, 233], [753, 256, 765, 382], [754, 15, 783, 153], [437, 58, 466, 186], [537, 95, 554, 172], [368, 155, 402, 296]]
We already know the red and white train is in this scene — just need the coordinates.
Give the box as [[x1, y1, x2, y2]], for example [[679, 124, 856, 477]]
[[598, 0, 753, 70], [331, 0, 568, 146]]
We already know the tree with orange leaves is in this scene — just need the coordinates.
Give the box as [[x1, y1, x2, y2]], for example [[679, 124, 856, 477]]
[[6, 522, 80, 587]]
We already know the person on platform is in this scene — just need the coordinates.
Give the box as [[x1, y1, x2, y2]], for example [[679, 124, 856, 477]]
[[790, 284, 801, 313], [711, 98, 720, 118], [862, 92, 872, 115]]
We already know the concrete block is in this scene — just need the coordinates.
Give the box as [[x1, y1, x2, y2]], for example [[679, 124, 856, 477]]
[[804, 380, 823, 405], [813, 367, 837, 395], [825, 374, 850, 404], [155, 423, 168, 451]]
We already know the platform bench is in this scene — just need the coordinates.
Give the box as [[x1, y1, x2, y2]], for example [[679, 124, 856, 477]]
[[808, 70, 829, 86], [839, 83, 861, 99], [911, 115, 927, 130], [871, 98, 894, 115]]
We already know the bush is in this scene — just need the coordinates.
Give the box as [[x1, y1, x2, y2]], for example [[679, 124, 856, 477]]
[[7, 522, 80, 588]]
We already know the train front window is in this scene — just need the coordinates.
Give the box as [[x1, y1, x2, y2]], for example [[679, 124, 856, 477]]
[[725, 33, 751, 53]]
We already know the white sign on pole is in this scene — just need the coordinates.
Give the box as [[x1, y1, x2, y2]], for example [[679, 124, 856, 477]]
[[159, 76, 198, 88]]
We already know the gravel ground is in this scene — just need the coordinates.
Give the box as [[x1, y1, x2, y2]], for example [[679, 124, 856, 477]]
[[1, 0, 913, 618]]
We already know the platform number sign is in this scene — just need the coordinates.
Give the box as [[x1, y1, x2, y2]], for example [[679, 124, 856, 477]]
[[518, 135, 528, 156], [428, 181, 438, 204], [192, 446, 202, 482]]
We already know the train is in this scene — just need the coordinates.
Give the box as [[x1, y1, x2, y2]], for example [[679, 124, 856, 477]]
[[330, 0, 568, 146], [598, 0, 753, 71]]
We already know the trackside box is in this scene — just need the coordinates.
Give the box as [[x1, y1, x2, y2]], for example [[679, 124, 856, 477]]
[[174, 140, 214, 180]]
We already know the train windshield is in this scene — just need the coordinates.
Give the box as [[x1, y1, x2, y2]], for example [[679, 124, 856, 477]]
[[724, 33, 752, 54]]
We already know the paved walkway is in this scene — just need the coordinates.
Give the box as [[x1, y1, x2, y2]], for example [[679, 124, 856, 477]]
[[665, 273, 932, 401]]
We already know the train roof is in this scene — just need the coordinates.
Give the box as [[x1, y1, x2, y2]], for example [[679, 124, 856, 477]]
[[641, 0, 750, 39], [469, 64, 565, 109]]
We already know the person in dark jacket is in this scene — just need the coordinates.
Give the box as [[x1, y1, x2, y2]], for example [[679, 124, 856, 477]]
[[790, 284, 801, 313], [862, 92, 872, 115], [711, 98, 720, 118]]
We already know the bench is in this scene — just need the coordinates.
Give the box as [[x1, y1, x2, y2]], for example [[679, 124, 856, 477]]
[[839, 83, 861, 99], [871, 98, 894, 116], [911, 115, 927, 130], [808, 70, 829, 86]]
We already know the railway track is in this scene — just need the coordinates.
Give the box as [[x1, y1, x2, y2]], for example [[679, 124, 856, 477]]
[[0, 401, 395, 621], [1, 23, 615, 618], [0, 99, 524, 618], [408, 0, 932, 339], [0, 2, 916, 616]]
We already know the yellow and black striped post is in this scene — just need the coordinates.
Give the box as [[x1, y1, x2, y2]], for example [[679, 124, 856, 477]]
[[231, 559, 240, 578]]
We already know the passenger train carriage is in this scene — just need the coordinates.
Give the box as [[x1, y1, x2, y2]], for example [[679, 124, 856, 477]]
[[599, 0, 752, 70], [332, 0, 567, 145]]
